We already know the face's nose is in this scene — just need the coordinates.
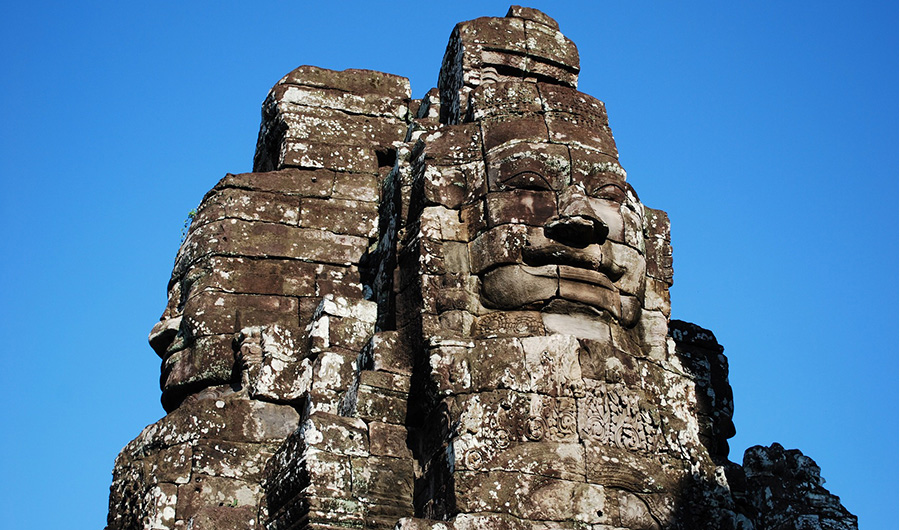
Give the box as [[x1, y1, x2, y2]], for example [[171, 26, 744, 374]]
[[545, 185, 609, 246], [544, 215, 608, 247], [149, 316, 182, 359]]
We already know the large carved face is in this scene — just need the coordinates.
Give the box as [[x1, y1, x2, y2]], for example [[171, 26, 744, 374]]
[[148, 259, 239, 411], [145, 179, 331, 411], [467, 99, 648, 329]]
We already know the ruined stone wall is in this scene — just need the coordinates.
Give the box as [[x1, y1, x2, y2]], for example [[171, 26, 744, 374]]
[[107, 6, 857, 530]]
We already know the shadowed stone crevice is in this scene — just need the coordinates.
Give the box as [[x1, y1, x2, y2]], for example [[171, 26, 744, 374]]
[[106, 6, 856, 530]]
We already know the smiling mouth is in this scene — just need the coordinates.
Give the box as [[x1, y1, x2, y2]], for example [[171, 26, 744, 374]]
[[480, 260, 623, 321]]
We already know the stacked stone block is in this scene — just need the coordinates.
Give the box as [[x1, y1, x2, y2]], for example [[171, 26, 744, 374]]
[[108, 6, 858, 530], [743, 444, 858, 530]]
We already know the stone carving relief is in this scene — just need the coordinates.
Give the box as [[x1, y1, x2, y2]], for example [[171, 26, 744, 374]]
[[108, 6, 857, 530], [577, 382, 662, 454], [524, 394, 578, 442]]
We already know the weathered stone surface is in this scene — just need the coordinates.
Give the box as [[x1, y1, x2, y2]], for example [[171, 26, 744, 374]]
[[276, 65, 411, 98], [470, 81, 543, 120], [191, 187, 300, 227], [176, 218, 369, 270], [481, 113, 549, 151], [743, 443, 858, 530], [455, 470, 605, 523], [109, 6, 856, 530]]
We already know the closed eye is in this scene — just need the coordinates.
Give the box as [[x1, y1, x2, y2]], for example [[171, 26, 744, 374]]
[[498, 171, 553, 191], [591, 183, 626, 202]]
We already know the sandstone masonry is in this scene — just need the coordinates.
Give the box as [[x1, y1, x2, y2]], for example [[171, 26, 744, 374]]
[[107, 6, 857, 530]]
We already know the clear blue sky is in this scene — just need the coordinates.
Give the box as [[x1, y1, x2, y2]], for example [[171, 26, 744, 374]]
[[1, 1, 895, 528]]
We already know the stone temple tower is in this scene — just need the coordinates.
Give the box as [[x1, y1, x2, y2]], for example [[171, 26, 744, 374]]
[[107, 6, 857, 530]]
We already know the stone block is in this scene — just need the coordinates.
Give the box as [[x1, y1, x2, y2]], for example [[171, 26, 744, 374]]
[[481, 113, 549, 152], [311, 268, 362, 302], [578, 337, 640, 386], [481, 264, 558, 309], [185, 505, 257, 530], [546, 112, 617, 157], [368, 421, 412, 459], [146, 443, 192, 485], [200, 257, 317, 297], [523, 20, 579, 72], [311, 350, 357, 394], [145, 483, 178, 529], [271, 84, 409, 119], [473, 310, 545, 338], [538, 84, 608, 122], [334, 172, 379, 202], [521, 334, 585, 397], [455, 470, 605, 523], [582, 444, 672, 494], [454, 438, 586, 482], [428, 344, 474, 395], [160, 335, 234, 395], [176, 475, 261, 518], [281, 141, 377, 173], [643, 277, 671, 316], [177, 219, 369, 272], [220, 168, 335, 197], [637, 310, 669, 361], [422, 124, 483, 165], [278, 106, 407, 147], [458, 16, 527, 54], [276, 65, 411, 99], [469, 81, 542, 119], [302, 411, 369, 456], [447, 390, 578, 444], [350, 455, 414, 506], [192, 187, 300, 227], [507, 6, 560, 30], [242, 327, 314, 404], [420, 205, 467, 242], [181, 292, 299, 337], [577, 380, 664, 457], [460, 199, 487, 237], [359, 370, 410, 394], [191, 441, 276, 483], [422, 165, 466, 209], [469, 338, 531, 392], [485, 189, 557, 227], [568, 146, 624, 185], [541, 312, 612, 342], [301, 197, 378, 238], [468, 224, 529, 274], [368, 331, 412, 375], [355, 386, 407, 424]]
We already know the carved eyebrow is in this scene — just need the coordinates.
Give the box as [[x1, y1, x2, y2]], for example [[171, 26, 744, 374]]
[[590, 182, 627, 200]]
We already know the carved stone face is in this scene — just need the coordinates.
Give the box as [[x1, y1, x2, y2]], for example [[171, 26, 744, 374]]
[[148, 248, 314, 410], [148, 263, 234, 411], [144, 169, 375, 411], [469, 114, 647, 329]]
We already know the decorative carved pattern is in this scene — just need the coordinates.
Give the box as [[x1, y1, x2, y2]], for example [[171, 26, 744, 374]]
[[236, 327, 264, 389], [525, 396, 577, 442], [579, 383, 661, 453], [474, 311, 544, 338]]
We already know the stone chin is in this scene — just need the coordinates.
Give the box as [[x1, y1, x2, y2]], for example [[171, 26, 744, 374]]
[[480, 263, 641, 328]]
